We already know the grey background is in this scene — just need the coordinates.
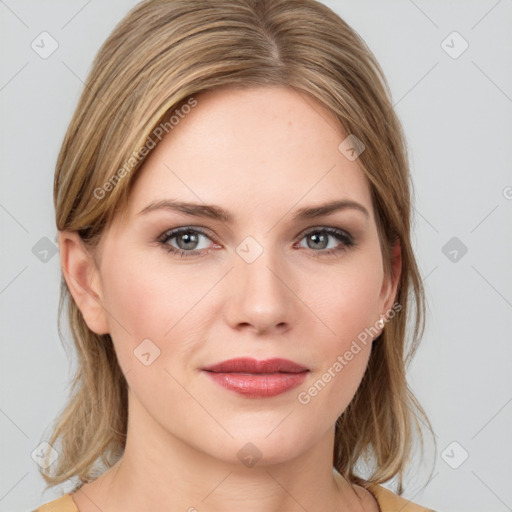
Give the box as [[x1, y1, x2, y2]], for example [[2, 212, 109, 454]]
[[1, 1, 511, 511]]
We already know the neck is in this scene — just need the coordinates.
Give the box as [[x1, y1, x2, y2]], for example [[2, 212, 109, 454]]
[[73, 391, 367, 512]]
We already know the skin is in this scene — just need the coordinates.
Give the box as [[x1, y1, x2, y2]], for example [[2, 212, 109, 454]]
[[60, 85, 401, 512]]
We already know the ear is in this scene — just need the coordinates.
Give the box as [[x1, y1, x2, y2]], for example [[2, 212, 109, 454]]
[[379, 238, 402, 316], [58, 231, 110, 335]]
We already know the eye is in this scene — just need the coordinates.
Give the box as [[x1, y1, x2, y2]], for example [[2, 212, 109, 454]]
[[156, 226, 355, 259], [296, 227, 354, 256], [157, 227, 217, 257]]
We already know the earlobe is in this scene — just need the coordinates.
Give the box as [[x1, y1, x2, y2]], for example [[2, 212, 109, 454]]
[[58, 231, 110, 335]]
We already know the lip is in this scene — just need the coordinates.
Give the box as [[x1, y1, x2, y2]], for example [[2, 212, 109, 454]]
[[202, 357, 309, 398]]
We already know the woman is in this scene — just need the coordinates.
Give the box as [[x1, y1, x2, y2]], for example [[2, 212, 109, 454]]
[[34, 0, 436, 510]]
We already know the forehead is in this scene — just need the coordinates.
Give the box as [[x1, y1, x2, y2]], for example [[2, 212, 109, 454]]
[[126, 86, 374, 222]]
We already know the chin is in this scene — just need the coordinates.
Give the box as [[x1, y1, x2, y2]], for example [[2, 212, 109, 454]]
[[198, 419, 322, 468]]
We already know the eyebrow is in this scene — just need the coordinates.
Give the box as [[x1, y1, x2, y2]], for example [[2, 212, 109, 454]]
[[137, 198, 369, 222]]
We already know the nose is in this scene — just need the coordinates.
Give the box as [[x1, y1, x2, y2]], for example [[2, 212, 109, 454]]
[[223, 248, 294, 336]]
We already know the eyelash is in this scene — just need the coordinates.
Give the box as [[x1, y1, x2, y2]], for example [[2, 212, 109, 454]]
[[156, 226, 355, 259]]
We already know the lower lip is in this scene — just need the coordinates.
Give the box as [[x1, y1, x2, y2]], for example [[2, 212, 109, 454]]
[[204, 371, 308, 397]]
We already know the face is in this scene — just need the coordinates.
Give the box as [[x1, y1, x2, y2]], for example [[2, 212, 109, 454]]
[[70, 86, 400, 466]]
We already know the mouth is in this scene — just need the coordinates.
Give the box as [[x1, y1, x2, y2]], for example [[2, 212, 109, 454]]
[[202, 357, 309, 398]]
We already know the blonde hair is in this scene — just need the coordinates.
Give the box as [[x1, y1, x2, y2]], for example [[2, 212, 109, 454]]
[[43, 0, 433, 494]]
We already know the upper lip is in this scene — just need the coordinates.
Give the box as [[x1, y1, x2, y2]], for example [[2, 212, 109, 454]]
[[202, 357, 309, 374]]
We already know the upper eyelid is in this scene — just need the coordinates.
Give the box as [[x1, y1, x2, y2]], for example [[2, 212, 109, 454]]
[[300, 225, 351, 237], [159, 225, 217, 242]]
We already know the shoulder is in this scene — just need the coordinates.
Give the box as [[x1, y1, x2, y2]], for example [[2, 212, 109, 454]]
[[33, 493, 78, 512], [32, 485, 437, 512], [366, 483, 437, 512]]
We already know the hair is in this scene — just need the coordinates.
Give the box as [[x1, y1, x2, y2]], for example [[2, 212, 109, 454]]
[[42, 0, 434, 495]]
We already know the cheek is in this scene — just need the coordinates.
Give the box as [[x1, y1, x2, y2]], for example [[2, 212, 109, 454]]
[[98, 253, 217, 368], [101, 263, 163, 340], [314, 253, 384, 347], [301, 251, 384, 415]]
